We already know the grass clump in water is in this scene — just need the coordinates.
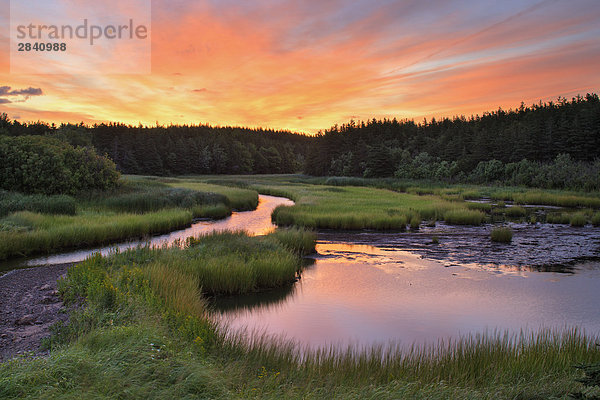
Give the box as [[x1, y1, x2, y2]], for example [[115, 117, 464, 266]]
[[547, 213, 571, 224], [410, 215, 421, 230], [268, 227, 317, 255], [570, 213, 588, 227], [443, 209, 486, 225], [592, 213, 600, 227], [466, 202, 492, 212], [491, 226, 513, 243], [505, 206, 527, 218]]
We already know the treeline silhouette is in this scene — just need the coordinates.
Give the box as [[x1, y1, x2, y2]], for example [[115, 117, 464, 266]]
[[1, 94, 599, 189], [0, 116, 311, 175], [304, 94, 600, 189]]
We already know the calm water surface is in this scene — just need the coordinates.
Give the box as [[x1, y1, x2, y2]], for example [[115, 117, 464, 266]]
[[214, 222, 600, 349]]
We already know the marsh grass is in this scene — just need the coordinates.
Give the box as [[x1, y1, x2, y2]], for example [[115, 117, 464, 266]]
[[162, 179, 259, 210], [492, 191, 600, 208], [99, 187, 228, 214], [491, 227, 513, 243], [570, 213, 588, 227], [268, 227, 317, 255], [0, 176, 255, 261], [443, 209, 486, 225], [546, 213, 571, 224], [0, 209, 192, 260], [222, 327, 599, 391], [592, 213, 600, 227], [505, 206, 527, 218], [410, 215, 421, 230], [466, 202, 492, 212], [267, 184, 476, 229], [190, 204, 231, 219], [177, 175, 600, 231], [0, 191, 76, 217]]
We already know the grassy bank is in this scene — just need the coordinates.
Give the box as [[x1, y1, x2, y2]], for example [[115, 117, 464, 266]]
[[0, 209, 192, 260], [176, 175, 600, 230], [1, 230, 598, 399], [0, 176, 260, 260]]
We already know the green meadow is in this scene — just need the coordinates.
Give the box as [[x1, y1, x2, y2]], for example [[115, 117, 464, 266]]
[[175, 174, 600, 229]]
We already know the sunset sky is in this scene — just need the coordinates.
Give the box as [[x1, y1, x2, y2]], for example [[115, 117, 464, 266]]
[[1, 0, 599, 133]]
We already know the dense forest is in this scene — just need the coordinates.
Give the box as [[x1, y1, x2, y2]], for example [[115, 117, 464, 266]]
[[1, 94, 599, 189], [0, 117, 311, 176], [305, 94, 600, 175]]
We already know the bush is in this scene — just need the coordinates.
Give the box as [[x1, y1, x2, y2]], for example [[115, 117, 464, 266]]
[[491, 227, 513, 243], [0, 135, 119, 195], [592, 213, 600, 227]]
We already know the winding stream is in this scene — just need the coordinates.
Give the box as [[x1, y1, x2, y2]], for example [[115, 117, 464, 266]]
[[2, 194, 600, 349]]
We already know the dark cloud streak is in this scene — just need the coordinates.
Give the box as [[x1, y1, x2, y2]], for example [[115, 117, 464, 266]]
[[0, 86, 43, 96], [0, 85, 43, 105]]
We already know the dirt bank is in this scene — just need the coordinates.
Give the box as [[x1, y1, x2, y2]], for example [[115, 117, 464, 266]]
[[0, 264, 72, 362]]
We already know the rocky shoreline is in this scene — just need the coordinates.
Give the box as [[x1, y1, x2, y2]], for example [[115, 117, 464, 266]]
[[0, 263, 73, 362]]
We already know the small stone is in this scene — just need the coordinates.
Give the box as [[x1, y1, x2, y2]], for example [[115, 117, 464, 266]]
[[15, 315, 36, 325], [39, 284, 52, 291], [40, 296, 56, 304]]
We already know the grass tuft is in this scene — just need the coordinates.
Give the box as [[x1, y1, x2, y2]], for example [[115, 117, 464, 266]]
[[547, 213, 571, 224], [505, 206, 527, 218], [491, 227, 513, 243], [443, 209, 486, 225], [570, 213, 587, 227]]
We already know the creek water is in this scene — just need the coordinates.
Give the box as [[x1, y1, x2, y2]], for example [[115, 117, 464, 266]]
[[3, 195, 600, 349]]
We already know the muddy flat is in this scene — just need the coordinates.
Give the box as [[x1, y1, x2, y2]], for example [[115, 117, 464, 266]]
[[0, 264, 72, 362]]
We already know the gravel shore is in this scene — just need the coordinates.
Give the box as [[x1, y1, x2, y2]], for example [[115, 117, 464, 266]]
[[0, 264, 73, 362]]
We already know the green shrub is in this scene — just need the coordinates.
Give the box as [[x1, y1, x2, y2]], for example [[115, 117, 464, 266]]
[[592, 213, 600, 227], [0, 135, 119, 195], [491, 227, 513, 243]]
